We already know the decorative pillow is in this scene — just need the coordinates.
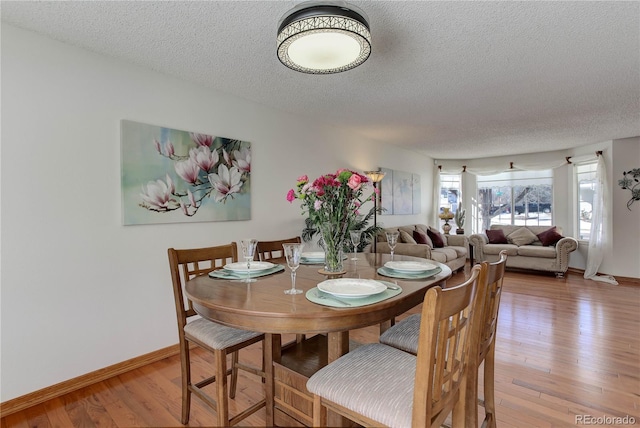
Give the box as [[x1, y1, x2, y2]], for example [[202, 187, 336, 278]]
[[413, 229, 433, 247], [486, 229, 508, 244], [537, 227, 564, 246], [427, 228, 445, 248], [507, 227, 538, 246], [399, 230, 416, 244]]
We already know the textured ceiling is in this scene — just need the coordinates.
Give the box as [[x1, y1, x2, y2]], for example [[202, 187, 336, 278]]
[[2, 1, 639, 159]]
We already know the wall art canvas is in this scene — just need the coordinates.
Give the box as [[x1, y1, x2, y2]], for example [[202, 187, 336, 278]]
[[380, 168, 394, 215], [379, 168, 421, 216], [121, 120, 251, 225]]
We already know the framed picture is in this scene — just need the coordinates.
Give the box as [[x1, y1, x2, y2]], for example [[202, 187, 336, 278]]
[[121, 120, 251, 225], [379, 168, 421, 215]]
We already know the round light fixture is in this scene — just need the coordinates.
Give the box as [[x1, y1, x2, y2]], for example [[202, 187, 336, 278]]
[[277, 1, 371, 74]]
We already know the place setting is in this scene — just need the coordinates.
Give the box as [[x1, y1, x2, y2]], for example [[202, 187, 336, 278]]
[[377, 260, 442, 279], [209, 239, 284, 281], [306, 278, 402, 308]]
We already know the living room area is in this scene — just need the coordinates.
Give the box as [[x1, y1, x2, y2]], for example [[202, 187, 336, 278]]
[[2, 2, 639, 426]]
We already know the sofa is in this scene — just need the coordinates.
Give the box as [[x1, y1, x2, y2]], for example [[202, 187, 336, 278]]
[[371, 224, 468, 272], [469, 225, 578, 277]]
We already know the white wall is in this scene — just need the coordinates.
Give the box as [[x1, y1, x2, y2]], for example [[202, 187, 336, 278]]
[[0, 25, 434, 401]]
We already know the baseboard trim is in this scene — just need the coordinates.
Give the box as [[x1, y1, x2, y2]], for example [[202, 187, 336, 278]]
[[0, 344, 180, 418]]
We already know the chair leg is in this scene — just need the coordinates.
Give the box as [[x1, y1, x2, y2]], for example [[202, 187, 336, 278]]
[[180, 340, 192, 425], [215, 349, 230, 426], [312, 394, 326, 427], [229, 351, 239, 399], [483, 344, 497, 428]]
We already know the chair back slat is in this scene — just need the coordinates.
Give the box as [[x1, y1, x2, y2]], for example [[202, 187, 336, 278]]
[[168, 243, 238, 325], [412, 264, 482, 427], [256, 237, 301, 261]]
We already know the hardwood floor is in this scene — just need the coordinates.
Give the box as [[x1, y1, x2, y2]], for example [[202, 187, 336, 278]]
[[2, 269, 639, 427]]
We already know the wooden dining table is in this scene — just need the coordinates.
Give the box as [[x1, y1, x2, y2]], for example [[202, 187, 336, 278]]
[[185, 252, 452, 427]]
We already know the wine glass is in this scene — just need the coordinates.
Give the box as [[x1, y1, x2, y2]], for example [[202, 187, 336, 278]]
[[282, 243, 304, 295], [240, 239, 258, 283], [385, 231, 399, 261], [349, 231, 361, 260]]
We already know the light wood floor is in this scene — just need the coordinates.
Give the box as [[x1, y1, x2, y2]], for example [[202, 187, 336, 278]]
[[2, 269, 639, 427]]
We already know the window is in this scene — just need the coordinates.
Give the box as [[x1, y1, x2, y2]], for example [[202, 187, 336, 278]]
[[476, 170, 553, 232], [439, 174, 461, 230], [575, 162, 597, 240]]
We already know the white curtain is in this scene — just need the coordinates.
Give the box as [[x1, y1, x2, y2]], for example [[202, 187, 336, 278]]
[[431, 166, 441, 226], [584, 155, 618, 284]]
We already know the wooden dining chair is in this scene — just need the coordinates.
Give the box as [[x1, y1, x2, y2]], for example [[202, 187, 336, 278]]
[[457, 250, 508, 428], [256, 236, 302, 261], [307, 264, 483, 428], [167, 244, 266, 426]]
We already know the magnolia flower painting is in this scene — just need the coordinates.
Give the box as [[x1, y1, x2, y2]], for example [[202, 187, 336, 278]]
[[121, 120, 251, 225]]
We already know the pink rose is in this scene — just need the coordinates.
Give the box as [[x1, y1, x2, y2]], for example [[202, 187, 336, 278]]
[[347, 174, 362, 190], [297, 175, 308, 184], [286, 189, 295, 202]]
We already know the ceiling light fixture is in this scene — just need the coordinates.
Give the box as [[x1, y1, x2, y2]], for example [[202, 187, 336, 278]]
[[277, 1, 371, 74]]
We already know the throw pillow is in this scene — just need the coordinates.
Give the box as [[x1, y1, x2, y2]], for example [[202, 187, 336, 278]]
[[427, 228, 445, 248], [507, 227, 538, 246], [413, 229, 433, 247], [486, 229, 508, 244], [537, 227, 564, 246], [399, 230, 416, 244]]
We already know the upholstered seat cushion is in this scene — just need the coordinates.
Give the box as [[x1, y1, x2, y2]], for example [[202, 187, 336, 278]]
[[431, 247, 459, 262], [517, 245, 557, 258], [184, 318, 263, 350], [379, 314, 420, 354], [484, 244, 519, 256], [307, 343, 416, 428]]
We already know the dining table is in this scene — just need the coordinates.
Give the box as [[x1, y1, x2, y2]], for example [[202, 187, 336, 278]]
[[185, 252, 452, 427]]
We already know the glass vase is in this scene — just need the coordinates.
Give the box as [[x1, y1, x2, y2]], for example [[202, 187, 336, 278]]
[[319, 221, 345, 273]]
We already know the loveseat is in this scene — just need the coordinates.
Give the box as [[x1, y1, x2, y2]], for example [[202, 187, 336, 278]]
[[469, 225, 578, 277], [372, 224, 468, 272]]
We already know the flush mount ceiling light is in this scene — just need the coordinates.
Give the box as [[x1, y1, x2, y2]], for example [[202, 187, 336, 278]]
[[277, 1, 371, 74]]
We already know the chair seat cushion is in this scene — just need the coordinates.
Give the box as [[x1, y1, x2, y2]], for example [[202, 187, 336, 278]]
[[307, 343, 416, 428], [379, 314, 420, 354], [517, 245, 557, 258], [184, 318, 263, 349]]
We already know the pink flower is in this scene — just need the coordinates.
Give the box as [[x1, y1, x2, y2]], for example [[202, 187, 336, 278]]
[[140, 178, 179, 211], [314, 200, 323, 210], [190, 133, 213, 147], [190, 146, 219, 172], [208, 164, 243, 202], [297, 175, 309, 183], [187, 189, 197, 207], [175, 159, 200, 184], [154, 139, 161, 154], [166, 174, 175, 194], [222, 148, 230, 165], [286, 189, 295, 202], [165, 141, 175, 157], [232, 147, 251, 173], [347, 174, 363, 190]]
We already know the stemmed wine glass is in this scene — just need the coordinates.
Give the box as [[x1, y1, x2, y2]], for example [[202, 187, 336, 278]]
[[282, 243, 304, 295], [240, 239, 258, 283], [349, 231, 361, 260], [386, 231, 399, 261]]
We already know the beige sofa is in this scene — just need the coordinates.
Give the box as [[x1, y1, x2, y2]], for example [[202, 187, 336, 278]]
[[372, 224, 468, 272], [469, 225, 578, 277]]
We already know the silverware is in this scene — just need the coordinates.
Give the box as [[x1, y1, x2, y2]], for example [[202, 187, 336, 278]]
[[316, 292, 352, 307]]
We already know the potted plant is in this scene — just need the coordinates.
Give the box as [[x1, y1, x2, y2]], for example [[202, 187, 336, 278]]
[[455, 202, 466, 235]]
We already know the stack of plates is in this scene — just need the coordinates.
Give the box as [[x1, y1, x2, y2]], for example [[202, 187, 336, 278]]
[[378, 260, 441, 279], [317, 278, 387, 298], [223, 261, 276, 273], [300, 252, 325, 264]]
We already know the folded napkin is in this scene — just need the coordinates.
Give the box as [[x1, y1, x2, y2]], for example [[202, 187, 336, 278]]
[[209, 264, 285, 279], [377, 266, 442, 280]]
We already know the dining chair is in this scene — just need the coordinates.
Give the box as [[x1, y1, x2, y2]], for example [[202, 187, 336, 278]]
[[167, 244, 266, 426], [307, 264, 483, 428], [459, 250, 508, 428], [256, 236, 302, 261]]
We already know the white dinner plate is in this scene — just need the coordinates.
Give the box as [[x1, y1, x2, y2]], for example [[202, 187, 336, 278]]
[[317, 278, 387, 298], [301, 251, 325, 261], [224, 261, 275, 273], [384, 261, 437, 273]]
